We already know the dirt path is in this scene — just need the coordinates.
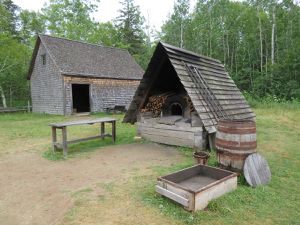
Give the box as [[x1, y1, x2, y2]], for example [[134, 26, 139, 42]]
[[0, 143, 184, 225]]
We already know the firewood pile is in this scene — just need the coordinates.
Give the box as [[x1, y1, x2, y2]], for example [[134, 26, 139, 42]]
[[140, 92, 196, 117], [140, 92, 175, 117]]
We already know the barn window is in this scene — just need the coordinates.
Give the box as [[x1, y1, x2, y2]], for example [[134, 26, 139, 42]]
[[41, 54, 46, 65]]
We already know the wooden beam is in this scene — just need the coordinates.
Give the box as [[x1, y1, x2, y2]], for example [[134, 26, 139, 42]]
[[156, 185, 189, 207]]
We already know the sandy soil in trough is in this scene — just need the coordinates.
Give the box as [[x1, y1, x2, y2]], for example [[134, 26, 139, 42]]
[[0, 143, 184, 225]]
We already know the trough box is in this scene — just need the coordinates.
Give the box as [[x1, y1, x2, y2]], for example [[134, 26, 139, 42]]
[[156, 165, 237, 211]]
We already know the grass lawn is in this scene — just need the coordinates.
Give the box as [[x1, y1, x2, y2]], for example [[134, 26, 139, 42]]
[[0, 105, 299, 225]]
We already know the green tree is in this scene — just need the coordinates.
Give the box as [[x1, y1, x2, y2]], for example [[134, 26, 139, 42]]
[[19, 10, 45, 45], [160, 0, 300, 100], [41, 0, 99, 41], [115, 0, 146, 59], [88, 22, 127, 48], [0, 34, 30, 107], [160, 0, 190, 48], [0, 0, 19, 36]]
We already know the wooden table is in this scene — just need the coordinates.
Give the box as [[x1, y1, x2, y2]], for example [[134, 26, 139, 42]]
[[49, 117, 116, 156]]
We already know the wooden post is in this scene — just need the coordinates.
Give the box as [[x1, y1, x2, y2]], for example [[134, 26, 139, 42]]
[[51, 127, 58, 152], [27, 100, 31, 113], [112, 121, 116, 143], [62, 126, 68, 156], [101, 122, 105, 139]]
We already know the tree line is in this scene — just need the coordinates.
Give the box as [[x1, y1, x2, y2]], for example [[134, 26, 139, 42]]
[[161, 0, 300, 100], [0, 0, 299, 108]]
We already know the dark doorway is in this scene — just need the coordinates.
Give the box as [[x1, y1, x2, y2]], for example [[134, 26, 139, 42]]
[[170, 103, 183, 116], [72, 84, 90, 113]]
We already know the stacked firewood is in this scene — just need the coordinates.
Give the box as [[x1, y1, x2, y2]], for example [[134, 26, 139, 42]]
[[141, 92, 175, 117]]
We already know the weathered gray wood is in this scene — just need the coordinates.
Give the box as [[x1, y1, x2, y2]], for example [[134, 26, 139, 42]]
[[141, 133, 194, 147], [101, 123, 105, 140], [157, 116, 183, 125], [243, 153, 271, 187], [157, 164, 238, 211], [49, 117, 116, 128], [191, 112, 203, 127], [156, 185, 189, 207], [67, 134, 112, 145], [138, 120, 202, 132], [51, 127, 58, 152], [62, 126, 67, 156], [112, 121, 116, 143], [50, 118, 116, 156], [139, 126, 195, 139]]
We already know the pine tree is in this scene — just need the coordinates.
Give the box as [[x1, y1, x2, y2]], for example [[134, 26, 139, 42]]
[[115, 0, 146, 57]]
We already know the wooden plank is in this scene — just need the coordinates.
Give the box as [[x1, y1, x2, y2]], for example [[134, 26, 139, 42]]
[[101, 122, 105, 140], [172, 62, 229, 78], [141, 133, 194, 147], [168, 53, 225, 71], [243, 153, 271, 187], [67, 134, 112, 145], [176, 68, 236, 85], [112, 121, 116, 143], [194, 176, 237, 210], [62, 126, 67, 156], [183, 84, 239, 92], [49, 117, 116, 128], [165, 46, 222, 64], [51, 127, 58, 152], [138, 121, 202, 132], [178, 75, 237, 91], [163, 43, 221, 63], [156, 185, 190, 207], [139, 126, 195, 139]]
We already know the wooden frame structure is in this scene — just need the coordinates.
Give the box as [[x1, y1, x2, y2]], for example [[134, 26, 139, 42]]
[[49, 118, 116, 156], [156, 164, 237, 211]]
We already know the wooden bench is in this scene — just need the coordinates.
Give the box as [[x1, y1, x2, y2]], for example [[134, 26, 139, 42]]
[[49, 117, 117, 156]]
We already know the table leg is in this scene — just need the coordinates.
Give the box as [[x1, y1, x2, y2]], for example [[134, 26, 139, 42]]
[[112, 121, 116, 143], [62, 126, 68, 156], [101, 122, 105, 139], [51, 127, 58, 152]]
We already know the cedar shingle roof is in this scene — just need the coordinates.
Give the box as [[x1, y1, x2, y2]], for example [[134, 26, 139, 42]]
[[123, 42, 255, 133], [28, 34, 144, 80]]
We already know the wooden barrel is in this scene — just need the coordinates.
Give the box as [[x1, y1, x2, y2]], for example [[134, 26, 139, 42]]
[[216, 119, 257, 172]]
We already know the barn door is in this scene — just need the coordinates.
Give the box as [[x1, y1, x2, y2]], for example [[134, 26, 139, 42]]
[[72, 84, 90, 113]]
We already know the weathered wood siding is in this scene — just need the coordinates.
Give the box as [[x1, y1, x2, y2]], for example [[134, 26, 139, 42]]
[[30, 43, 64, 115], [63, 76, 139, 115]]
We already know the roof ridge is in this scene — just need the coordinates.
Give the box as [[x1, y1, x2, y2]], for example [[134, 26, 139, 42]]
[[160, 42, 221, 63], [39, 34, 129, 52]]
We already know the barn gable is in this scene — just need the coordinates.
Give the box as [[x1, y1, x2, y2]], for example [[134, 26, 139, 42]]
[[124, 42, 255, 133], [27, 34, 144, 80]]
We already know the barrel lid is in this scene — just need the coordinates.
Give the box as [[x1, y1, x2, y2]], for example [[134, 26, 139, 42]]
[[243, 153, 271, 187]]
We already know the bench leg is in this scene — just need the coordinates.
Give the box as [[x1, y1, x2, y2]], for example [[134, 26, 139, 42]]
[[112, 121, 116, 143], [62, 126, 68, 156], [52, 127, 58, 152], [101, 122, 105, 139]]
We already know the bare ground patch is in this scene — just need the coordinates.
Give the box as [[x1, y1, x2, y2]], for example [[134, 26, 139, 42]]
[[0, 143, 184, 225]]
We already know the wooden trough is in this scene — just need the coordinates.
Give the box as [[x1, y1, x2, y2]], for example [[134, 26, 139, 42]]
[[156, 165, 237, 211]]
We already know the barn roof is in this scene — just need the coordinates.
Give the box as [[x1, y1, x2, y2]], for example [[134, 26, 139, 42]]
[[123, 42, 255, 133], [27, 34, 144, 80]]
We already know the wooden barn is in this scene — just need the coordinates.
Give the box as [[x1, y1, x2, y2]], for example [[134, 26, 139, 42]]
[[124, 42, 255, 149], [27, 35, 143, 115]]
